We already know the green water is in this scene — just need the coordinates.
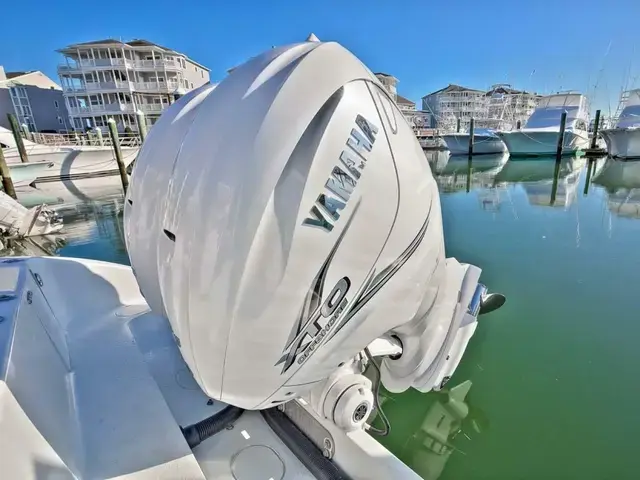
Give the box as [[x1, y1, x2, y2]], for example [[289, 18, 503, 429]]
[[14, 154, 640, 479]]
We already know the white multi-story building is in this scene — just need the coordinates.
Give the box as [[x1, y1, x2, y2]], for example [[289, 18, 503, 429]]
[[485, 84, 540, 128], [57, 39, 210, 132], [422, 84, 487, 131], [422, 83, 540, 132]]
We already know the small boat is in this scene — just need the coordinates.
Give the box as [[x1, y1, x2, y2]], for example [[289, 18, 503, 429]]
[[497, 93, 590, 157], [1, 126, 138, 182], [442, 128, 507, 155], [600, 89, 640, 159], [0, 190, 62, 236], [3, 161, 56, 187]]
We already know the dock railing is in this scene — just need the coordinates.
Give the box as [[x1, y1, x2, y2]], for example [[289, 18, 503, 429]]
[[28, 131, 142, 148]]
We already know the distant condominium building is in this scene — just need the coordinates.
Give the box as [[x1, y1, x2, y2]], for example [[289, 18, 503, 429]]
[[0, 66, 70, 133], [422, 84, 487, 131], [422, 83, 540, 132], [485, 84, 540, 128], [374, 72, 432, 132], [57, 39, 210, 132]]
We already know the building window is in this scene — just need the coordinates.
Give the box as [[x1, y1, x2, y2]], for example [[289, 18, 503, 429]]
[[54, 100, 59, 109]]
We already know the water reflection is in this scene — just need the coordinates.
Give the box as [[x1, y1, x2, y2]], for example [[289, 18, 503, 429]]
[[3, 177, 128, 264], [495, 156, 584, 208], [593, 159, 640, 218], [375, 381, 486, 480]]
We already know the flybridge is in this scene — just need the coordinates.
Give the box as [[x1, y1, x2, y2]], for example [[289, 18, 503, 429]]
[[302, 114, 379, 232]]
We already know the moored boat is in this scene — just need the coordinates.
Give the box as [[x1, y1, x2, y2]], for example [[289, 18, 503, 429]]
[[600, 89, 640, 159], [442, 129, 507, 155], [497, 93, 590, 157]]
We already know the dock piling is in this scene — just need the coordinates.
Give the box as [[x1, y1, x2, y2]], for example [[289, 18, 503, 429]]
[[590, 109, 601, 150], [7, 114, 29, 163], [136, 110, 147, 142], [107, 118, 129, 193], [20, 123, 32, 142], [468, 118, 475, 157], [555, 112, 568, 161], [0, 144, 17, 200], [456, 118, 461, 133], [516, 120, 521, 130], [95, 127, 104, 146]]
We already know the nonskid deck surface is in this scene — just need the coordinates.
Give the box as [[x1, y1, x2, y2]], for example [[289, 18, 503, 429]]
[[0, 257, 419, 479]]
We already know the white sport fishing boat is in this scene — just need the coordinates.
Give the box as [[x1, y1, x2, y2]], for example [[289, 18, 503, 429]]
[[600, 89, 640, 159], [497, 93, 590, 157], [0, 37, 505, 479], [0, 126, 137, 182], [441, 129, 507, 156]]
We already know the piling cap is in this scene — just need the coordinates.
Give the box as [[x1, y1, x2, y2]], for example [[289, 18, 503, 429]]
[[306, 33, 320, 42], [107, 118, 116, 124]]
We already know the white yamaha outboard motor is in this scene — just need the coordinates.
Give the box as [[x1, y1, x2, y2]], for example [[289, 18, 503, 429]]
[[124, 37, 503, 436]]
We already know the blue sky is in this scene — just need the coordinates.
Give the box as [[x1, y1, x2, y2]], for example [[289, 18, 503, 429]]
[[2, 0, 639, 114]]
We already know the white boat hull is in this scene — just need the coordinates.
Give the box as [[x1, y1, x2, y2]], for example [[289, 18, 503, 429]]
[[0, 257, 422, 480], [600, 127, 640, 159], [497, 130, 589, 157], [442, 133, 507, 155], [6, 161, 57, 187], [3, 147, 138, 182]]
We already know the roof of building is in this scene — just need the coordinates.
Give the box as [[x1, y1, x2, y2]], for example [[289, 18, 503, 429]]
[[0, 70, 61, 90], [374, 72, 395, 78], [396, 94, 415, 105], [422, 84, 484, 98], [58, 38, 210, 71], [486, 84, 538, 96], [6, 71, 33, 79]]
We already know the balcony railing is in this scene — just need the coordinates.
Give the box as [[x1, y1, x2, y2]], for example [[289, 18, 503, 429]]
[[68, 103, 136, 115], [133, 81, 180, 91], [130, 59, 179, 70], [58, 58, 181, 71], [64, 81, 132, 93], [138, 104, 166, 113]]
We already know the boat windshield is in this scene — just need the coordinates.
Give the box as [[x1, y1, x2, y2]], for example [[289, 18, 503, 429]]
[[525, 106, 581, 129], [616, 105, 640, 128]]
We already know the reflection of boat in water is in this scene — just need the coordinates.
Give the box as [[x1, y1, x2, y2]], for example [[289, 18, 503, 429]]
[[433, 153, 509, 193], [495, 156, 585, 207], [374, 380, 484, 480], [592, 159, 640, 218]]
